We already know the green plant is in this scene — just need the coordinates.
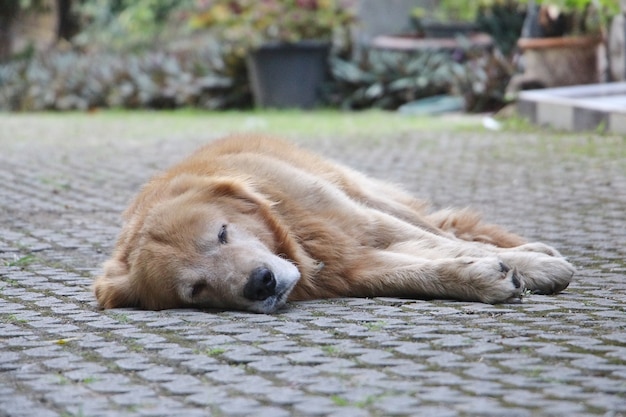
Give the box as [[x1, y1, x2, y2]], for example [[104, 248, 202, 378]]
[[520, 0, 619, 37], [322, 345, 340, 356], [4, 255, 37, 267], [60, 407, 86, 417], [128, 343, 144, 352], [330, 394, 378, 408], [71, 0, 195, 51], [476, 0, 527, 56], [328, 44, 513, 112], [109, 313, 130, 323], [81, 376, 98, 384], [0, 46, 247, 111], [437, 0, 481, 22], [6, 314, 27, 324], [331, 395, 349, 406], [364, 321, 386, 331], [327, 49, 457, 110], [184, 1, 355, 111], [203, 347, 226, 356], [56, 375, 70, 385], [534, 0, 618, 17], [412, 1, 480, 23], [188, 0, 355, 51]]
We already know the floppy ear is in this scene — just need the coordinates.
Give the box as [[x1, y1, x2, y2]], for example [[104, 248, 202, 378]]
[[159, 174, 270, 212], [208, 178, 272, 212], [93, 259, 139, 309]]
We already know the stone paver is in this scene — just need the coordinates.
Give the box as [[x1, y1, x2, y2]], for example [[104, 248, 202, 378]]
[[1, 116, 625, 417]]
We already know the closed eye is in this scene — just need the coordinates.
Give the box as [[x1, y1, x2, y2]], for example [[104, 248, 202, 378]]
[[218, 224, 228, 244], [191, 281, 207, 298]]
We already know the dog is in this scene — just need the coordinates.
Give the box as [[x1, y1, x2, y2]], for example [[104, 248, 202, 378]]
[[94, 135, 575, 313]]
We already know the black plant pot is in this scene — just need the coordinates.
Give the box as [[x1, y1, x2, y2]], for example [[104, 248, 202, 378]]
[[413, 19, 479, 38], [246, 41, 330, 109]]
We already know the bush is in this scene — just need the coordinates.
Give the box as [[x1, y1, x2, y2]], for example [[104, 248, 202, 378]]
[[71, 0, 195, 51], [326, 45, 513, 112], [476, 1, 526, 57], [326, 49, 457, 110], [0, 46, 249, 111], [0, 40, 513, 113]]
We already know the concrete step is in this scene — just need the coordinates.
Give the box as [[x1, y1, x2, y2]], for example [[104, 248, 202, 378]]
[[517, 82, 626, 134]]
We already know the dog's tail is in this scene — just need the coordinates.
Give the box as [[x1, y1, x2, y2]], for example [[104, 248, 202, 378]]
[[427, 208, 526, 248]]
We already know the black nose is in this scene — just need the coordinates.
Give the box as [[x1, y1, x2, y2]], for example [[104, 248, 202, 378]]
[[244, 267, 276, 301]]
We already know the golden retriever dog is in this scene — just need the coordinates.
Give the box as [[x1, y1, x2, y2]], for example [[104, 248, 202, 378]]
[[94, 135, 574, 313]]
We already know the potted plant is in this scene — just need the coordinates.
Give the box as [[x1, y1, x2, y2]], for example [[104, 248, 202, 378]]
[[513, 0, 620, 89], [189, 0, 355, 108]]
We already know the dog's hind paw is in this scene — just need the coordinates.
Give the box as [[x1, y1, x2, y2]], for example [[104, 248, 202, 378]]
[[500, 251, 575, 295]]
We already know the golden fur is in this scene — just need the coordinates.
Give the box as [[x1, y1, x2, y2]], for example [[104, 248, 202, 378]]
[[94, 135, 574, 313]]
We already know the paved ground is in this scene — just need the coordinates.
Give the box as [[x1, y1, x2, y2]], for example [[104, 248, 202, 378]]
[[0, 114, 625, 417]]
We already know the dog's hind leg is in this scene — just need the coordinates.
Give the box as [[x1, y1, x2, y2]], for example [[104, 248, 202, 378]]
[[347, 250, 524, 304], [426, 208, 527, 248]]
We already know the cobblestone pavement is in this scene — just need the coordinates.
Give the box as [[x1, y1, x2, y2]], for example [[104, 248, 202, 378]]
[[1, 115, 625, 417]]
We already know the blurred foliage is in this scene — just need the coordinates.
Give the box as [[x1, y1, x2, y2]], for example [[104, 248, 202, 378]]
[[188, 0, 355, 49], [326, 45, 514, 112], [0, 0, 48, 61], [476, 1, 526, 56], [326, 50, 456, 110], [522, 0, 619, 37], [0, 44, 515, 112], [412, 1, 481, 23], [0, 45, 251, 111], [0, 0, 47, 12], [1, 0, 517, 112], [70, 0, 195, 51]]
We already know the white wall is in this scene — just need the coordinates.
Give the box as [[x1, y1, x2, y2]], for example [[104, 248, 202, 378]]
[[355, 0, 437, 44]]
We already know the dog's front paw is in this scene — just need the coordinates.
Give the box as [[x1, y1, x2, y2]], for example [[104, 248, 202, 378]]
[[449, 257, 523, 304], [500, 252, 575, 295]]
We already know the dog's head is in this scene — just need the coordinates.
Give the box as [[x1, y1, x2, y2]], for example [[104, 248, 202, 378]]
[[94, 175, 301, 313]]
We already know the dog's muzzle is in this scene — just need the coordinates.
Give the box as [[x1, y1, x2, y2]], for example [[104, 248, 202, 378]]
[[244, 267, 276, 301]]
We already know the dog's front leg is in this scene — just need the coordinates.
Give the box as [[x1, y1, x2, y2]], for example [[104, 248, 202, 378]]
[[368, 216, 575, 298], [349, 250, 523, 304]]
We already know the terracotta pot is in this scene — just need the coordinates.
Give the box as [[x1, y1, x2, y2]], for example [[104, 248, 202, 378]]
[[516, 36, 602, 88], [371, 33, 493, 52]]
